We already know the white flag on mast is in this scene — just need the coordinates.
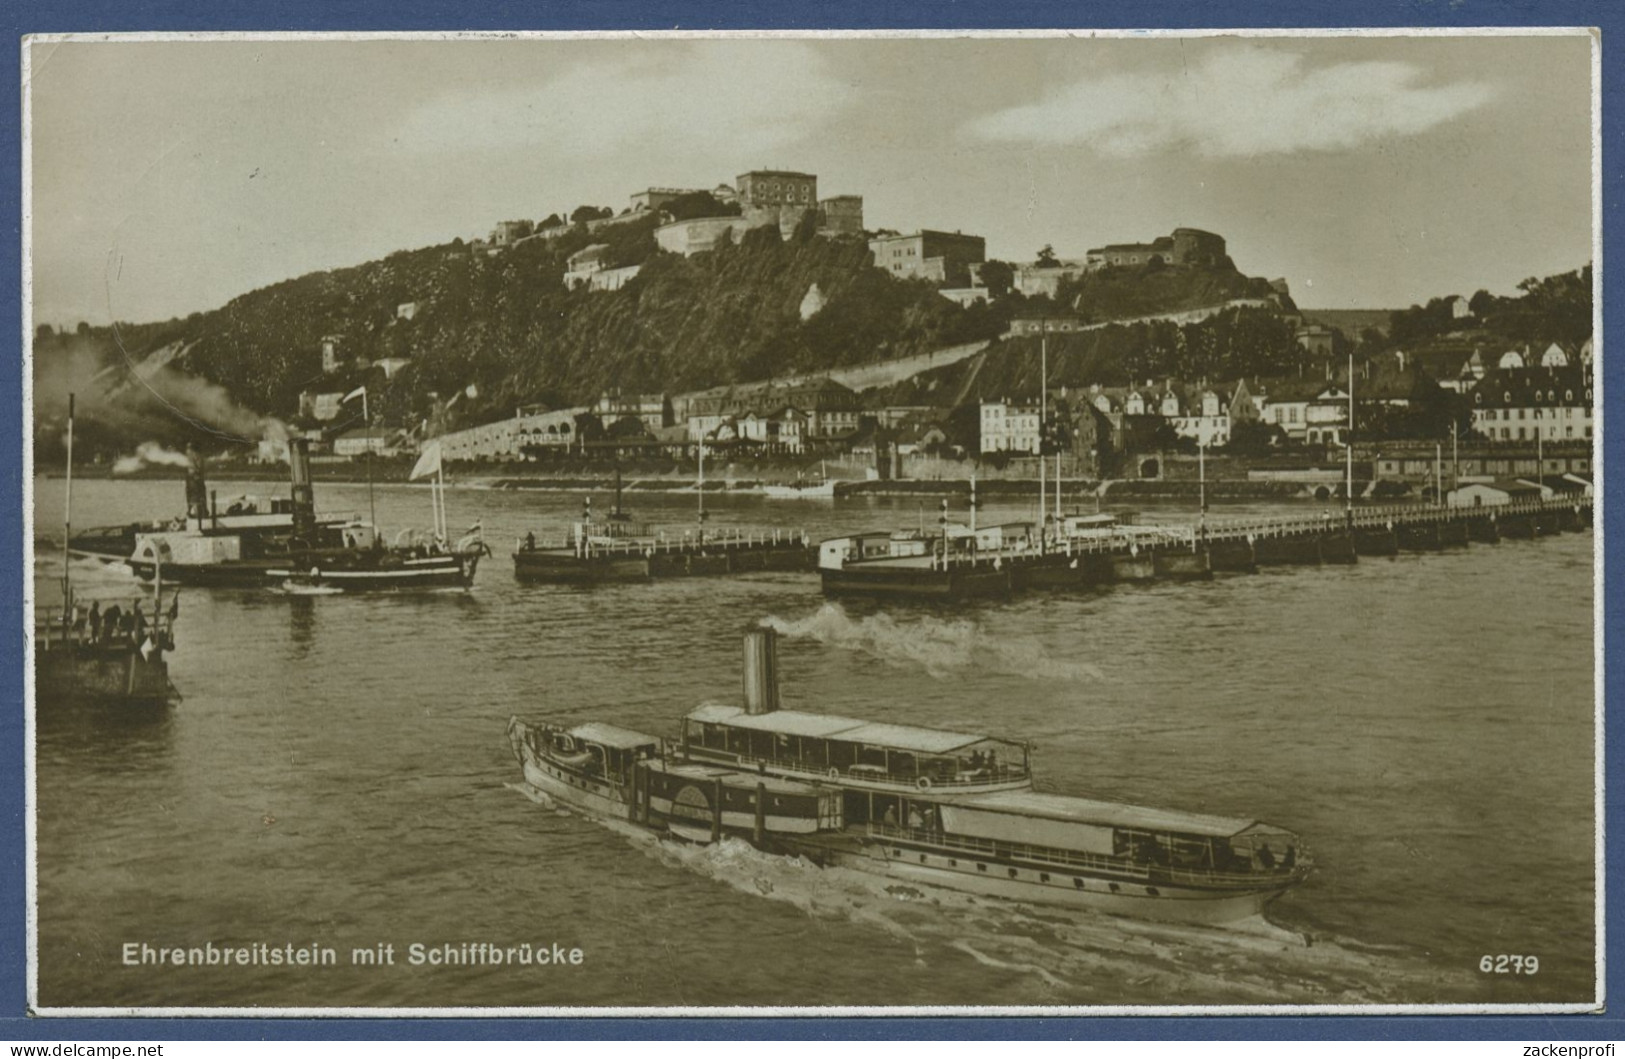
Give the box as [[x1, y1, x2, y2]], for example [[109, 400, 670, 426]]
[[410, 440, 443, 482], [343, 386, 367, 403]]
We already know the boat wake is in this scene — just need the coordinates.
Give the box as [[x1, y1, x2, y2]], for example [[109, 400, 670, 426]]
[[505, 781, 556, 808], [762, 604, 1106, 683], [34, 554, 145, 591], [602, 825, 1473, 1006], [273, 582, 345, 596]]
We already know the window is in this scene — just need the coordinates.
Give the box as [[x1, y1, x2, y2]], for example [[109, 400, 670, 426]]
[[1073, 878, 1086, 889], [1040, 873, 1051, 883], [977, 863, 988, 873], [1007, 868, 1019, 878]]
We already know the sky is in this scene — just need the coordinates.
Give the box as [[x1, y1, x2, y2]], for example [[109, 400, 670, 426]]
[[26, 32, 1596, 327]]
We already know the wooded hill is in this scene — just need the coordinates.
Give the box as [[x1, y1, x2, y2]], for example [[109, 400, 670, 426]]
[[37, 217, 1008, 445]]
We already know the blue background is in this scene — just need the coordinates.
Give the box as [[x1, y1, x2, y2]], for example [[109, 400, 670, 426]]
[[1, 0, 1618, 1041]]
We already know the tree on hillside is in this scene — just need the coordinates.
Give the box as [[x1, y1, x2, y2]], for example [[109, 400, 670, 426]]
[[570, 205, 614, 224], [660, 191, 742, 223], [792, 209, 821, 244], [979, 260, 1014, 298], [1034, 245, 1060, 268], [1226, 420, 1284, 456], [572, 411, 605, 445], [606, 415, 650, 439]]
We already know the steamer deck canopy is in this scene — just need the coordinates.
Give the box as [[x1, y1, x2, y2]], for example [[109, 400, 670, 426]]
[[959, 790, 1259, 838], [568, 722, 661, 751], [683, 703, 1030, 787], [945, 789, 1301, 870]]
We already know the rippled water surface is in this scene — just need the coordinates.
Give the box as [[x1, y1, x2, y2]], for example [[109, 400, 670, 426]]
[[31, 477, 1598, 1010]]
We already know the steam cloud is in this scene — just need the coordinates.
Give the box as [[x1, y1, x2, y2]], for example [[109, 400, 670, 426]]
[[32, 334, 288, 460], [762, 604, 1106, 683], [112, 441, 195, 475]]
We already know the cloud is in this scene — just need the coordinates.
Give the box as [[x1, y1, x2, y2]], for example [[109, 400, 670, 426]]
[[965, 45, 1496, 158], [394, 41, 851, 160]]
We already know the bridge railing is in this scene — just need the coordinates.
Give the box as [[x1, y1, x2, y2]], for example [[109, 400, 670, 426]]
[[1201, 495, 1589, 542], [521, 526, 810, 558]]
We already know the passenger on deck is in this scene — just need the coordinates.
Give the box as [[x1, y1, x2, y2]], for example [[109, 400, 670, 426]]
[[907, 807, 924, 830], [86, 602, 101, 644], [525, 531, 536, 551], [1257, 843, 1277, 870], [102, 605, 122, 643], [1282, 845, 1297, 871], [882, 805, 899, 828]]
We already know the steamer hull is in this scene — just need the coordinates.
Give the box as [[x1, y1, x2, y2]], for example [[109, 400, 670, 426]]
[[507, 629, 1312, 927], [827, 844, 1287, 924]]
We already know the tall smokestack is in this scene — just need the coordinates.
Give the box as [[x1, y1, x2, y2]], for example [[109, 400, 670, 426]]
[[184, 446, 209, 524], [289, 437, 316, 544], [742, 626, 780, 715]]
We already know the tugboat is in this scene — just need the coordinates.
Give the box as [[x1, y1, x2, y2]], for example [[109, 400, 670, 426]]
[[70, 447, 353, 578], [761, 462, 841, 500], [509, 628, 1312, 924], [85, 440, 376, 588], [36, 395, 178, 707], [269, 439, 486, 592]]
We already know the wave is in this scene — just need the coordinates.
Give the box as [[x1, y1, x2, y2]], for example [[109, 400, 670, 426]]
[[511, 784, 1480, 1006], [762, 603, 1106, 683], [619, 828, 1473, 1006]]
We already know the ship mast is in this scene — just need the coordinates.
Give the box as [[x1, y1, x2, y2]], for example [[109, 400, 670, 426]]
[[1346, 353, 1355, 520], [61, 393, 74, 625], [1039, 326, 1047, 549], [362, 388, 377, 534]]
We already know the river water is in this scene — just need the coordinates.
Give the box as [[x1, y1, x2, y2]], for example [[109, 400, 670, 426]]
[[29, 476, 1598, 1011]]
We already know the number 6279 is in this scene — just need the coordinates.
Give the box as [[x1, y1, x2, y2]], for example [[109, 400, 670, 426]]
[[1479, 954, 1539, 974]]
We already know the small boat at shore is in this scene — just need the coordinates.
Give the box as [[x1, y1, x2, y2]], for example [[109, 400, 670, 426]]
[[761, 462, 841, 500], [509, 628, 1311, 924]]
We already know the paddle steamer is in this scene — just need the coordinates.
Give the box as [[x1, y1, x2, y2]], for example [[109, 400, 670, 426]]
[[509, 629, 1310, 923]]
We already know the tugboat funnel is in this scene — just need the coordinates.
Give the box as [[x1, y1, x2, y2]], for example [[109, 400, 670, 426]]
[[184, 446, 209, 525], [288, 437, 317, 544], [743, 626, 780, 715]]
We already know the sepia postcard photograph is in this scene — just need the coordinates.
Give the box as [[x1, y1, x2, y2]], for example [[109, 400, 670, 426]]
[[19, 23, 1605, 1021]]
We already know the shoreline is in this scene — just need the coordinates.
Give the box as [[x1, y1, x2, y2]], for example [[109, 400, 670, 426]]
[[35, 465, 1400, 503]]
